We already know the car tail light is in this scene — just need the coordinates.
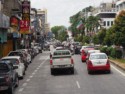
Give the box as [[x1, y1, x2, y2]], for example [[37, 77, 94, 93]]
[[106, 60, 110, 66], [16, 60, 19, 64], [88, 60, 92, 66], [5, 75, 10, 83], [50, 59, 53, 65], [71, 58, 74, 64]]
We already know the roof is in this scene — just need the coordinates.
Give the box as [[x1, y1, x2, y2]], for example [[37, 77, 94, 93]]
[[2, 56, 20, 60]]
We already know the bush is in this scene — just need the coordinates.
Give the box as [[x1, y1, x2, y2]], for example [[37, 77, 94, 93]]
[[110, 48, 116, 58], [100, 47, 108, 54], [110, 48, 123, 58], [106, 46, 113, 56], [116, 49, 122, 59]]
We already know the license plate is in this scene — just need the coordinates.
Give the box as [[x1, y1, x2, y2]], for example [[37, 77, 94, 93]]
[[59, 65, 65, 68]]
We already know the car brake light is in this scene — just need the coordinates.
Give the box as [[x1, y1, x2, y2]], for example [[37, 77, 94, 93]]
[[88, 60, 92, 66], [50, 59, 53, 65], [71, 58, 74, 64], [106, 60, 110, 65], [5, 75, 10, 83]]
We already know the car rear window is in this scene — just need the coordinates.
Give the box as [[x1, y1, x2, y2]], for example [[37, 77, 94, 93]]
[[53, 51, 70, 56], [90, 54, 107, 59], [8, 52, 21, 56]]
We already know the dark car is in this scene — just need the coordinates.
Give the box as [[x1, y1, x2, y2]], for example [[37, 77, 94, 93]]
[[0, 61, 19, 94]]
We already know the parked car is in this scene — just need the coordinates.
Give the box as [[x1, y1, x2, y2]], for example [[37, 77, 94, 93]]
[[7, 51, 28, 70], [1, 56, 25, 79], [86, 53, 111, 74], [16, 49, 32, 64], [0, 61, 19, 94], [50, 50, 74, 75]]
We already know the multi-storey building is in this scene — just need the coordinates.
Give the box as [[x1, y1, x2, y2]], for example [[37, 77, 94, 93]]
[[92, 2, 116, 29], [116, 0, 125, 14]]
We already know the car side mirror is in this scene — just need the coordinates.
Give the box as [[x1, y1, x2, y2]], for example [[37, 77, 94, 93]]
[[13, 66, 18, 70]]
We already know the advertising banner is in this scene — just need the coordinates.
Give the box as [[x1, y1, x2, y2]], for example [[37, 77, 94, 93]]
[[20, 1, 30, 34]]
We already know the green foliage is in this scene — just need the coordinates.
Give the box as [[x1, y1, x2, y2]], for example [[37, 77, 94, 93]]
[[92, 35, 99, 44], [98, 28, 106, 44], [106, 46, 113, 56], [100, 47, 108, 54], [51, 26, 67, 41], [82, 36, 90, 44], [110, 48, 116, 58], [116, 49, 122, 58]]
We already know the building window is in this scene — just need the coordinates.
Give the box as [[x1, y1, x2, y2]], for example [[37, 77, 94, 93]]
[[111, 21, 113, 26], [107, 21, 110, 26], [103, 21, 106, 26]]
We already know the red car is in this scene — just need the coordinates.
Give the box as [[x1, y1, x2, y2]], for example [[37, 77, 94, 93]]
[[87, 53, 110, 74], [81, 47, 94, 62]]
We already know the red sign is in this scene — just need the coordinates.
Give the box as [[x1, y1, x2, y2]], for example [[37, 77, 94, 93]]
[[21, 1, 30, 34], [20, 20, 30, 34]]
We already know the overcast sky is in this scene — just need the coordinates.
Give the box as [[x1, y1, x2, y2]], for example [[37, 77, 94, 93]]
[[31, 0, 113, 27]]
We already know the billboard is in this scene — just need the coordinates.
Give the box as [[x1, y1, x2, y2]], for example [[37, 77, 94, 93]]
[[20, 0, 30, 34]]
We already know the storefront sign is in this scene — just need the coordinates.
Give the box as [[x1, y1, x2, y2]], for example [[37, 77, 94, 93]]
[[21, 1, 30, 34], [10, 16, 20, 32]]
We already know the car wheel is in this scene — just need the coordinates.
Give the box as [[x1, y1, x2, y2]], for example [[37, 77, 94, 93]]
[[71, 68, 74, 74], [15, 77, 19, 87], [51, 68, 54, 75], [107, 70, 111, 74], [7, 86, 14, 94], [88, 70, 92, 74]]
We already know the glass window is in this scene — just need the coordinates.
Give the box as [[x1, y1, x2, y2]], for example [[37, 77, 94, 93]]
[[90, 54, 107, 59], [111, 21, 114, 26], [103, 21, 106, 26], [107, 21, 110, 26]]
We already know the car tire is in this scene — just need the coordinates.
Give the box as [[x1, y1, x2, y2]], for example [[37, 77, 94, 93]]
[[88, 70, 92, 74], [71, 68, 74, 74], [51, 68, 54, 75], [15, 77, 19, 87], [107, 70, 111, 74], [7, 86, 14, 94]]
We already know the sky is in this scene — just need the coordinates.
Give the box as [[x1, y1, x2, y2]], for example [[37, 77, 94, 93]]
[[31, 0, 113, 27]]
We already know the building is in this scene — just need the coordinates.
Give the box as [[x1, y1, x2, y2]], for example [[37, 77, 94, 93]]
[[37, 9, 47, 34], [92, 2, 117, 29], [116, 0, 125, 14], [0, 0, 22, 58]]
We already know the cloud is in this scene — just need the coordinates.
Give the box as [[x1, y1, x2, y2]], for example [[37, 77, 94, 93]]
[[31, 0, 112, 27]]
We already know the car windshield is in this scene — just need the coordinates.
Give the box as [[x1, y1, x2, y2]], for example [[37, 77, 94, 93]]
[[8, 52, 21, 56], [2, 59, 19, 65], [90, 54, 107, 59]]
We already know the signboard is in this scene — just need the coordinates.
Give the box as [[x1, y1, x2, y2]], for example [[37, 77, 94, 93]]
[[20, 20, 30, 34], [20, 0, 30, 34], [10, 16, 19, 32]]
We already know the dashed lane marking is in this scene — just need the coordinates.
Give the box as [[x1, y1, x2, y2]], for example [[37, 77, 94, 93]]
[[18, 88, 24, 92], [76, 81, 80, 89], [22, 83, 27, 87], [26, 79, 30, 82]]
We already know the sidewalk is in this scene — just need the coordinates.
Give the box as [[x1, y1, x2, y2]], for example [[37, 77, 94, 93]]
[[109, 59, 125, 71]]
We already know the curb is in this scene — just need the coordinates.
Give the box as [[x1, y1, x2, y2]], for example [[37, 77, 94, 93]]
[[109, 59, 125, 71]]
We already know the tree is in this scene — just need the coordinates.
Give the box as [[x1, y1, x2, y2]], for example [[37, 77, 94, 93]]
[[92, 35, 99, 44], [51, 26, 66, 39], [112, 10, 125, 48], [98, 28, 106, 45]]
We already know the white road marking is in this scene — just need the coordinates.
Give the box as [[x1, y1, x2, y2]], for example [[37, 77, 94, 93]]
[[22, 83, 27, 87], [39, 56, 49, 60], [26, 79, 30, 82], [37, 67, 39, 70], [29, 76, 33, 78], [76, 81, 80, 89], [34, 70, 38, 72], [111, 65, 125, 77], [19, 88, 24, 92]]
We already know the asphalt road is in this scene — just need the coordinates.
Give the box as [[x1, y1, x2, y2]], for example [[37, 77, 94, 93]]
[[14, 51, 125, 94]]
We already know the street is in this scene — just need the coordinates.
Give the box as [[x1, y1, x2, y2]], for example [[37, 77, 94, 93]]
[[14, 51, 125, 94]]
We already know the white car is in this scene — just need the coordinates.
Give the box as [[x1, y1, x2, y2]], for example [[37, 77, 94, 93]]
[[50, 50, 74, 75], [80, 46, 87, 52], [1, 56, 25, 79]]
